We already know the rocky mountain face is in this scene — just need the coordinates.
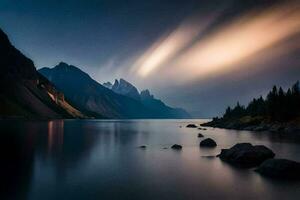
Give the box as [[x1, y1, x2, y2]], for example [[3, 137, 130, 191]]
[[0, 28, 85, 119], [103, 82, 113, 89], [39, 63, 154, 118], [106, 81, 190, 118], [112, 79, 141, 101]]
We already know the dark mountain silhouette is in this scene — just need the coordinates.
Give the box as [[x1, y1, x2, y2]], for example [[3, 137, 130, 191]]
[[39, 63, 154, 118], [0, 28, 85, 119], [39, 63, 190, 119]]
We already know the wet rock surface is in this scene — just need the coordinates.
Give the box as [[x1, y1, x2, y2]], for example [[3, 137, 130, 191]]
[[198, 133, 204, 137], [200, 138, 217, 147], [218, 143, 275, 168], [171, 144, 182, 150], [186, 124, 197, 128], [255, 159, 300, 180]]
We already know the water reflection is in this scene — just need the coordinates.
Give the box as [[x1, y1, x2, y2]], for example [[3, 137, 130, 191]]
[[0, 120, 300, 200], [0, 121, 36, 200], [47, 120, 64, 154]]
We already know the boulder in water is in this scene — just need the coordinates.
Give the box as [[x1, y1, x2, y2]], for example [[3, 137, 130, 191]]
[[186, 124, 197, 128], [198, 133, 204, 137], [171, 144, 182, 150], [200, 138, 217, 147], [255, 159, 300, 179], [218, 143, 275, 167]]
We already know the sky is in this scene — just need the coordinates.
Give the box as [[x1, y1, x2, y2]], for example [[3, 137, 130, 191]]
[[0, 0, 300, 117]]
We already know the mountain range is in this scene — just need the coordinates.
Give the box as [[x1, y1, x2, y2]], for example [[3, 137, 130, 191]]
[[39, 63, 190, 118], [104, 79, 190, 118], [0, 28, 190, 119]]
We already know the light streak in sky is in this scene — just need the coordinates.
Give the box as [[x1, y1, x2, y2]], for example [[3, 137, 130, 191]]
[[133, 1, 300, 82]]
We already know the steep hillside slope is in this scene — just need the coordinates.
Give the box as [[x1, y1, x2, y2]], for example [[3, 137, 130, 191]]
[[0, 28, 84, 119]]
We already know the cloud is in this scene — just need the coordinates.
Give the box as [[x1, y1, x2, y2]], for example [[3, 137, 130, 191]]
[[130, 16, 218, 77], [132, 1, 300, 84]]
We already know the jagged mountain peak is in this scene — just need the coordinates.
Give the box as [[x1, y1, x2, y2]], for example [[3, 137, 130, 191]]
[[112, 78, 141, 101], [103, 81, 113, 89], [108, 79, 190, 118], [140, 89, 154, 100]]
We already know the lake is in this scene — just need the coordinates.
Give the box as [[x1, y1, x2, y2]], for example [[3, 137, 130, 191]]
[[1, 119, 300, 200]]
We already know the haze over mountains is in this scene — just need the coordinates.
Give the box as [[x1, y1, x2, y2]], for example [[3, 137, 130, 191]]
[[39, 63, 190, 119], [104, 79, 190, 118], [0, 28, 189, 119]]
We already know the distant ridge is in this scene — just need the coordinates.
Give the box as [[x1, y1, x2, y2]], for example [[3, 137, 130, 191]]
[[105, 79, 191, 118], [39, 63, 153, 118], [40, 63, 190, 119]]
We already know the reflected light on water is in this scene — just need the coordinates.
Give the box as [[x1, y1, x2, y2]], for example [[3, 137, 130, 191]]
[[47, 120, 64, 153]]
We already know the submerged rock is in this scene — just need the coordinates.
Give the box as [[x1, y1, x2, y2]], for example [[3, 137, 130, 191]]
[[198, 133, 204, 137], [200, 138, 217, 147], [218, 143, 275, 168], [255, 159, 300, 180], [201, 155, 216, 159], [186, 124, 197, 128], [171, 144, 182, 150]]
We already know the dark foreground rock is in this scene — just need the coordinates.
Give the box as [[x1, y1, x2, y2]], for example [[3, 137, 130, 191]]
[[200, 138, 217, 147], [255, 159, 300, 180], [198, 133, 204, 137], [171, 144, 182, 150], [218, 143, 275, 168], [186, 124, 197, 128]]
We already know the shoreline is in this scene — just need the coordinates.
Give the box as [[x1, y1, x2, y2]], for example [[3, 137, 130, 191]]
[[201, 116, 300, 133]]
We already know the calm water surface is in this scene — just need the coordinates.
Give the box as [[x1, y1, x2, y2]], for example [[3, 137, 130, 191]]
[[1, 119, 300, 200]]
